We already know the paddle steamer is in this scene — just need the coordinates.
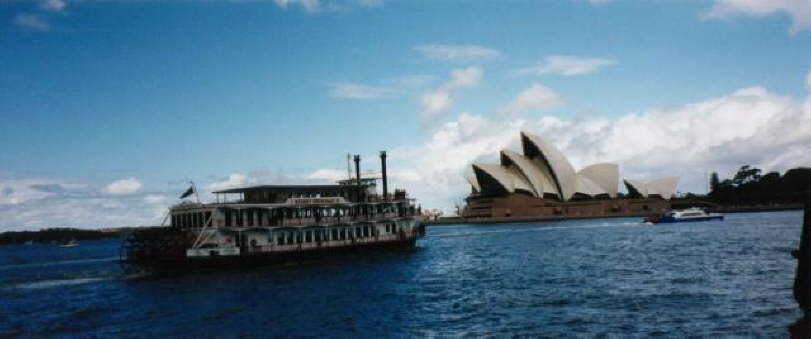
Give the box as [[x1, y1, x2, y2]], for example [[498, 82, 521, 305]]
[[121, 152, 423, 274]]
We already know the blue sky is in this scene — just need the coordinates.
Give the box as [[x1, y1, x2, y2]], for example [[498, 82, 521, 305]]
[[2, 0, 811, 230]]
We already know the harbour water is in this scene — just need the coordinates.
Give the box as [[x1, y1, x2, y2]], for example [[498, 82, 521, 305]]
[[0, 211, 803, 337]]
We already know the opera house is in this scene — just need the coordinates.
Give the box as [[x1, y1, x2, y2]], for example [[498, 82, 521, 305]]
[[461, 131, 678, 220]]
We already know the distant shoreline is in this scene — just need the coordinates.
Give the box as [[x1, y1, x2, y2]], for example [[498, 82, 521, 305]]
[[0, 227, 146, 246], [425, 204, 803, 226]]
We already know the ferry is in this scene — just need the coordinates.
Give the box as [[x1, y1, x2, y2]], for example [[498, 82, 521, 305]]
[[644, 207, 724, 224], [121, 152, 424, 274]]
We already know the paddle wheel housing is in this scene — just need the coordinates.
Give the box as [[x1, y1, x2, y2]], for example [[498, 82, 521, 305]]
[[120, 227, 195, 274]]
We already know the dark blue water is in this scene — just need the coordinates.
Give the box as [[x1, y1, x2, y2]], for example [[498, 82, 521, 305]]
[[0, 211, 803, 337]]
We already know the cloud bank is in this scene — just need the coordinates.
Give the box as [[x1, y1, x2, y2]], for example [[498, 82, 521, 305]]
[[390, 72, 811, 213], [414, 44, 501, 62], [419, 67, 482, 122], [517, 55, 616, 76], [704, 0, 811, 34]]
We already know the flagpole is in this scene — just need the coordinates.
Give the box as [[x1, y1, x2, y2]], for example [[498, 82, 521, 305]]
[[191, 180, 200, 203]]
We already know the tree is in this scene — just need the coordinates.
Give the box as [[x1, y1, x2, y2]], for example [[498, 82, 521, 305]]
[[710, 172, 720, 193], [732, 165, 762, 187]]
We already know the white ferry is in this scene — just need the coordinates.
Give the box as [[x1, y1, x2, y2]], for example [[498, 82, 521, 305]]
[[122, 152, 424, 274], [644, 207, 724, 224]]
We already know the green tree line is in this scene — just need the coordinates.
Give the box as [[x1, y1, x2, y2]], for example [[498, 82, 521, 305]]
[[0, 227, 131, 245], [708, 166, 811, 206]]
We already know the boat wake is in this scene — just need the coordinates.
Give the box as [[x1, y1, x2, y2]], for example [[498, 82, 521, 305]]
[[0, 257, 119, 271], [7, 276, 113, 290], [429, 222, 638, 239], [3, 270, 150, 291]]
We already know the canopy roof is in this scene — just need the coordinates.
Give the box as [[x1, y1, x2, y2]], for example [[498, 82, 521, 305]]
[[213, 184, 361, 194]]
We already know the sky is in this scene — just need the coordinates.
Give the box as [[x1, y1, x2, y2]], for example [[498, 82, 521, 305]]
[[1, 0, 811, 230]]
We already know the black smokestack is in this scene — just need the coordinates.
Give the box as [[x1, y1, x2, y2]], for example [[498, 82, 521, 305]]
[[353, 154, 361, 186], [380, 151, 388, 200]]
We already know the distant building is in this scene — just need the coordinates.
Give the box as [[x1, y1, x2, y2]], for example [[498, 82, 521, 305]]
[[462, 131, 678, 219]]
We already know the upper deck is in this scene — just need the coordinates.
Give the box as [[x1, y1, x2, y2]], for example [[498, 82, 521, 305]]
[[170, 183, 417, 231]]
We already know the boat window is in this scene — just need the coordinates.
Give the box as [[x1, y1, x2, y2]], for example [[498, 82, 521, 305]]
[[305, 230, 312, 242], [296, 231, 302, 243], [277, 235, 284, 245], [204, 212, 211, 226], [332, 228, 338, 240]]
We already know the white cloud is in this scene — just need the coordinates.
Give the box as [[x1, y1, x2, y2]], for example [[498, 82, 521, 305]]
[[274, 0, 320, 12], [446, 67, 482, 89], [0, 179, 62, 205], [207, 173, 248, 190], [419, 91, 453, 118], [393, 71, 811, 213], [499, 82, 565, 115], [273, 0, 380, 12], [13, 13, 50, 32], [143, 194, 167, 204], [327, 75, 433, 101], [704, 0, 811, 34], [105, 178, 143, 195], [40, 0, 67, 12], [328, 82, 397, 99], [355, 0, 382, 7], [306, 168, 347, 181], [414, 44, 501, 62], [517, 55, 616, 76], [419, 67, 482, 122]]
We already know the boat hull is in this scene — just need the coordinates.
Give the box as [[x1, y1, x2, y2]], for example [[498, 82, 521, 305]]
[[124, 237, 417, 275], [656, 215, 724, 223]]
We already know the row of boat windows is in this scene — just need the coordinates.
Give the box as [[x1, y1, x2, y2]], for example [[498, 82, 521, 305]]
[[173, 206, 414, 229], [224, 206, 412, 227], [173, 212, 211, 229], [274, 224, 404, 245]]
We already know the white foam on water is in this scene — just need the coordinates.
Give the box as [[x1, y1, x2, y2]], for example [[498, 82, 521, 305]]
[[9, 276, 112, 290], [0, 257, 119, 270], [429, 221, 638, 239]]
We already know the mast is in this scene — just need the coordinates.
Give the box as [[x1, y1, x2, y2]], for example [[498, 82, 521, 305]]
[[346, 153, 352, 181]]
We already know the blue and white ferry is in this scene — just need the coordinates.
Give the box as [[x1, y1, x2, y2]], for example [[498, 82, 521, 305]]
[[645, 207, 724, 224]]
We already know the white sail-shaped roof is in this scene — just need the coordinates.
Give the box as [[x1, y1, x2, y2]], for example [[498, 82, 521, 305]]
[[520, 132, 578, 200], [624, 179, 648, 197], [500, 150, 560, 198], [576, 176, 606, 196], [472, 163, 513, 195], [466, 176, 481, 194], [578, 163, 619, 198], [646, 177, 679, 200], [466, 131, 676, 202], [473, 163, 535, 196], [623, 177, 679, 200], [505, 166, 535, 195]]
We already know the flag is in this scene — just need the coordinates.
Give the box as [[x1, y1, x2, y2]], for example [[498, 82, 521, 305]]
[[180, 186, 194, 199]]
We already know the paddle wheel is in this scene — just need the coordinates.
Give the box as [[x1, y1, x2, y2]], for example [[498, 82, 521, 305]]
[[119, 227, 195, 274]]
